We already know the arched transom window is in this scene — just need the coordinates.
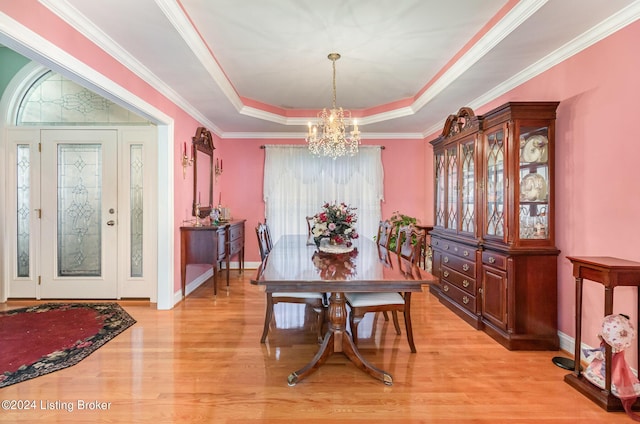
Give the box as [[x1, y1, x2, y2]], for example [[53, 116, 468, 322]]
[[16, 71, 149, 126]]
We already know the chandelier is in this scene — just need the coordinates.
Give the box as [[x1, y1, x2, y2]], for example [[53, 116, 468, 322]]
[[306, 53, 360, 159]]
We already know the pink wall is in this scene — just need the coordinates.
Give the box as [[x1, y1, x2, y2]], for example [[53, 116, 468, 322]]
[[476, 20, 640, 358], [215, 138, 430, 264]]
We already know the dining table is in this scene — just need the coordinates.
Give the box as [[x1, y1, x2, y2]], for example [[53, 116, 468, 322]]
[[250, 234, 434, 386]]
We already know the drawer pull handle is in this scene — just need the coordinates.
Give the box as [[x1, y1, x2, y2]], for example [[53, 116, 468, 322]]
[[463, 279, 470, 288], [463, 296, 469, 304], [488, 256, 496, 264], [443, 285, 449, 292], [462, 264, 469, 271], [444, 245, 450, 250], [443, 271, 449, 278], [463, 250, 469, 257], [443, 256, 449, 263]]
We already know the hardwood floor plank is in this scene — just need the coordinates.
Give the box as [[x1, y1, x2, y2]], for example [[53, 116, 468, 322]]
[[0, 272, 631, 423]]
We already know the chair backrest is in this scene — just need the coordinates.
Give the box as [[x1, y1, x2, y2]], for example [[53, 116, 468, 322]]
[[376, 220, 393, 249], [256, 222, 271, 261], [264, 220, 273, 250], [306, 216, 315, 237], [396, 225, 425, 267]]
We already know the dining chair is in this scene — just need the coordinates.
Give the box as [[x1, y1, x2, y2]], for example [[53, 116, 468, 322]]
[[306, 216, 315, 236], [256, 222, 271, 261], [376, 219, 394, 249], [256, 222, 326, 344], [345, 225, 425, 353]]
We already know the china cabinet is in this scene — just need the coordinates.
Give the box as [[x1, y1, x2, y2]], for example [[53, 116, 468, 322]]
[[429, 102, 560, 350]]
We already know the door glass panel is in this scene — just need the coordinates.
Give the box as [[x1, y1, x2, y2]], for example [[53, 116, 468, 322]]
[[17, 71, 150, 126], [130, 144, 144, 277], [486, 131, 504, 237], [434, 152, 445, 227], [460, 140, 475, 233], [57, 144, 102, 276], [16, 145, 30, 277], [446, 146, 458, 230], [519, 126, 550, 239]]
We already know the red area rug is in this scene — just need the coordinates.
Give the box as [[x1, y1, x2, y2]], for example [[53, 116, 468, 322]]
[[0, 303, 136, 388]]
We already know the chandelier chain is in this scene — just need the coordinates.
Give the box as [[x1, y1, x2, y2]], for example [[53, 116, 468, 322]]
[[331, 56, 337, 110]]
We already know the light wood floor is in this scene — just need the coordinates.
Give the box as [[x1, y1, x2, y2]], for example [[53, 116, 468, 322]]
[[0, 271, 628, 423]]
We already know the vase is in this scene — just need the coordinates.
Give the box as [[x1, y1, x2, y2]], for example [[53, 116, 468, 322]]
[[318, 237, 354, 254]]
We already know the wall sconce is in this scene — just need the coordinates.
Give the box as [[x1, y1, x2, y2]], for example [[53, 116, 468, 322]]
[[182, 141, 193, 179], [215, 158, 223, 180]]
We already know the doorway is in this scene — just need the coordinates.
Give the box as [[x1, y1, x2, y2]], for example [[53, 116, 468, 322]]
[[6, 127, 157, 299]]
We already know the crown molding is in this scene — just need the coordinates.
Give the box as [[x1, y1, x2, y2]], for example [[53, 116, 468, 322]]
[[33, 0, 640, 140], [412, 0, 549, 114], [468, 0, 640, 112], [39, 0, 223, 134]]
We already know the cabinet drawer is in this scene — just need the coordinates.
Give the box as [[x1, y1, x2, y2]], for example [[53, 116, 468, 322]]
[[441, 282, 477, 314], [482, 251, 508, 270], [229, 224, 244, 241], [441, 254, 475, 278], [229, 239, 243, 256], [441, 265, 476, 295], [433, 239, 475, 260]]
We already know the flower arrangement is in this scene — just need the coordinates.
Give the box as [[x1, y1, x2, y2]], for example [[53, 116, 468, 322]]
[[387, 211, 418, 251], [310, 202, 359, 246]]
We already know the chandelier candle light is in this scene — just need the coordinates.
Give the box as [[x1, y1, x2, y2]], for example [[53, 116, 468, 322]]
[[306, 53, 361, 159]]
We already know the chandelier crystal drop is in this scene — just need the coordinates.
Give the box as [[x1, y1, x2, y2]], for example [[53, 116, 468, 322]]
[[306, 53, 361, 159]]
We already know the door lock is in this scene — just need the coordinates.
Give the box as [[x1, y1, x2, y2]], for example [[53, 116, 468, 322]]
[[107, 220, 115, 226]]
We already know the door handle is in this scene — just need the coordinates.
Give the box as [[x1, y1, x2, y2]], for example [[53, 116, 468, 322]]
[[107, 220, 115, 226]]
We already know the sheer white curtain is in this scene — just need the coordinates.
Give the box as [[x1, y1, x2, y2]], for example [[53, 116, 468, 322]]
[[263, 145, 384, 245]]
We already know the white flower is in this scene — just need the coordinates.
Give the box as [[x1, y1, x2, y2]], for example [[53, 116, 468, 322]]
[[312, 223, 327, 237]]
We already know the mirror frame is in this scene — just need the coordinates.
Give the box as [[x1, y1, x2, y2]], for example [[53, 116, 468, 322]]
[[192, 126, 214, 218]]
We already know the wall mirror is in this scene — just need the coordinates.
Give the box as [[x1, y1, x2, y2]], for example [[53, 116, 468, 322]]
[[192, 126, 214, 218]]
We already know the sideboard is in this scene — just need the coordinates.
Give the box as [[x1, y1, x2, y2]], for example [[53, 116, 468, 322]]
[[180, 219, 246, 297]]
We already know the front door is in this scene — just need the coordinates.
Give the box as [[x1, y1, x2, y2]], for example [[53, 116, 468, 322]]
[[40, 129, 118, 298]]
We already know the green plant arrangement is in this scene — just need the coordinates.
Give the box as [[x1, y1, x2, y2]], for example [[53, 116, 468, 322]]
[[387, 211, 418, 251]]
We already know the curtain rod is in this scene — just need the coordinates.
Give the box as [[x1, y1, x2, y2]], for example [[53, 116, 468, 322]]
[[260, 145, 384, 149]]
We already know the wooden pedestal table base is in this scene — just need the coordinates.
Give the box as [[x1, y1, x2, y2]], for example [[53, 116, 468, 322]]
[[287, 292, 392, 386]]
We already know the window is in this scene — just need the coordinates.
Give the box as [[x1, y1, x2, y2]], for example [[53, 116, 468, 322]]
[[263, 145, 384, 244], [16, 71, 149, 126]]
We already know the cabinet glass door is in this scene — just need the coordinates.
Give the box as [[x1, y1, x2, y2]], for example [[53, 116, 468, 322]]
[[434, 151, 446, 227], [485, 129, 505, 238], [446, 146, 458, 231], [460, 138, 475, 234], [518, 126, 550, 240]]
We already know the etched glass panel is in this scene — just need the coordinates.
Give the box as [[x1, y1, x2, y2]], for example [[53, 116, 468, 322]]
[[486, 131, 505, 237], [57, 144, 102, 276], [16, 145, 30, 277], [434, 152, 445, 227], [519, 126, 550, 239], [460, 140, 475, 233], [17, 71, 149, 126], [130, 145, 144, 277], [446, 146, 458, 230]]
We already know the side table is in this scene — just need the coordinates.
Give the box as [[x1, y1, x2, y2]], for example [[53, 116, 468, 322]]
[[564, 256, 640, 411]]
